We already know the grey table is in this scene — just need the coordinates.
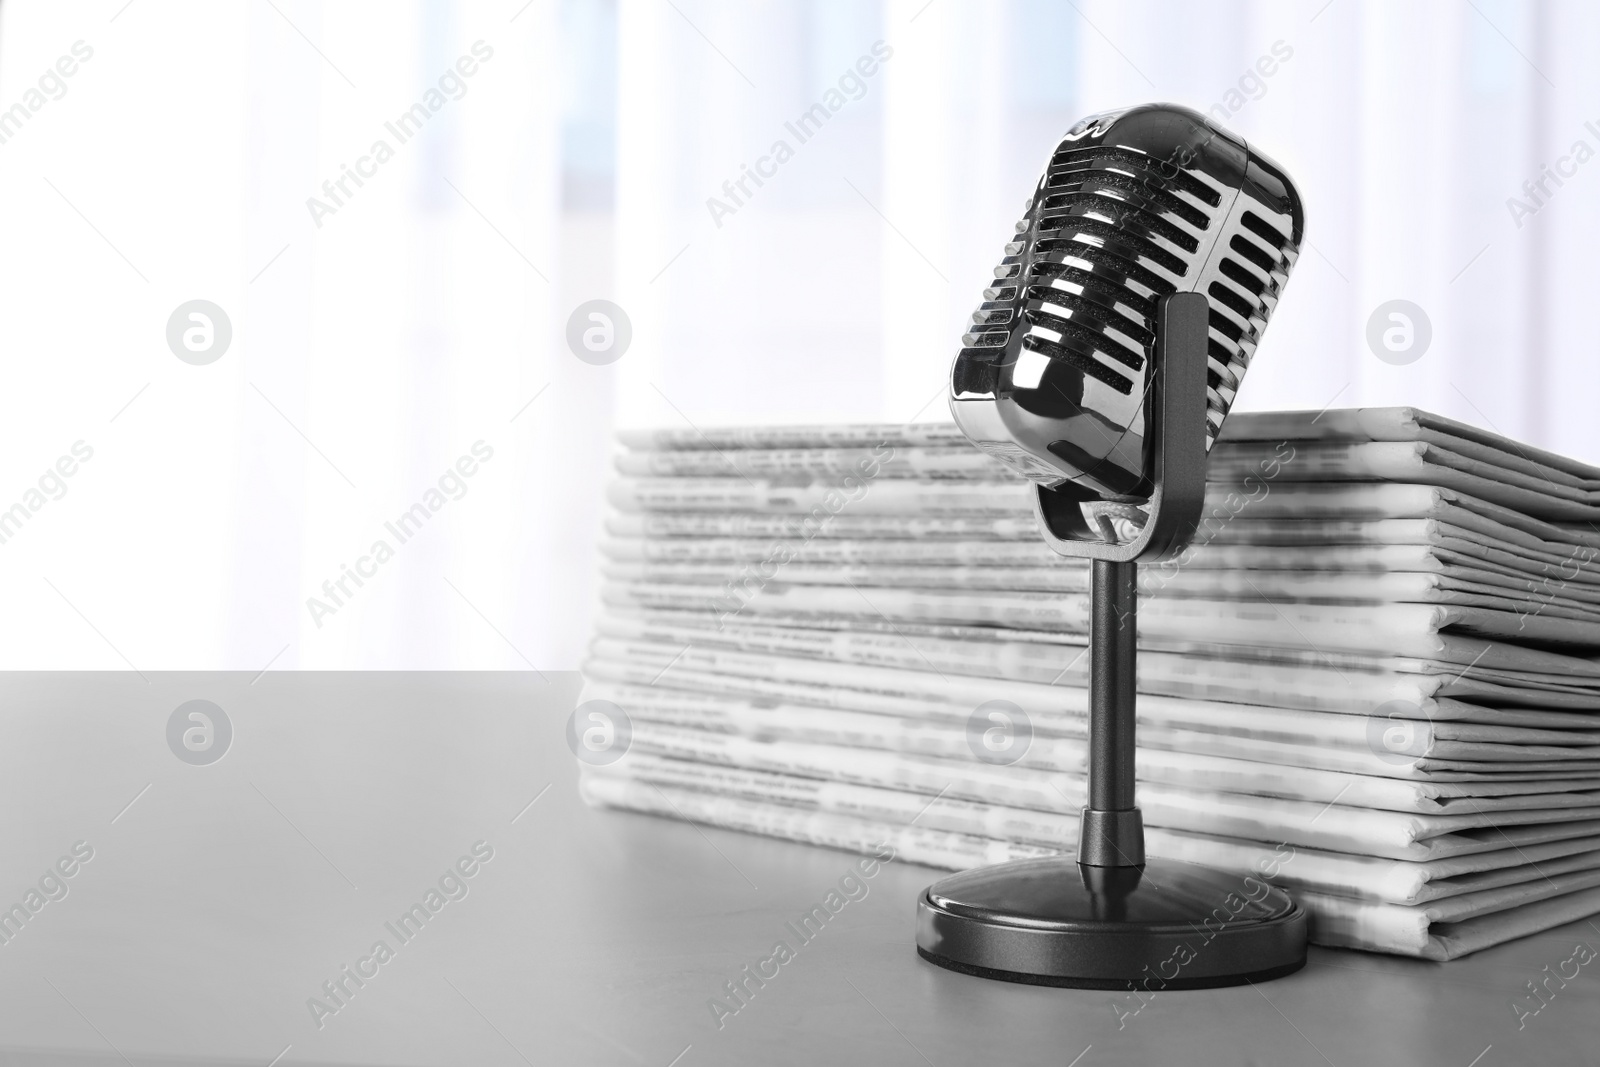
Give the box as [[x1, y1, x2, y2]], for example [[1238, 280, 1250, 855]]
[[0, 673, 1593, 1066]]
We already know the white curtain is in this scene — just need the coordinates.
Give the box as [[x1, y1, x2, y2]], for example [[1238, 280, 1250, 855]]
[[0, 0, 560, 669], [615, 0, 1599, 448], [1, 0, 1594, 669]]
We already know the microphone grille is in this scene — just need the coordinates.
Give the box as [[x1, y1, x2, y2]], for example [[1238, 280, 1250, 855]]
[[952, 104, 1304, 492]]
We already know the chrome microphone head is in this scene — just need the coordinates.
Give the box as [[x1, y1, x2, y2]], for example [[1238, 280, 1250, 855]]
[[949, 103, 1303, 502]]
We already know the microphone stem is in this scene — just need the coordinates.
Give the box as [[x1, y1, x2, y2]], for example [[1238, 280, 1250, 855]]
[[1080, 558, 1145, 867], [1089, 558, 1137, 809]]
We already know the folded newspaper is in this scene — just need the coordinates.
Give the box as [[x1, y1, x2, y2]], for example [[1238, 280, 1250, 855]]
[[579, 408, 1600, 961]]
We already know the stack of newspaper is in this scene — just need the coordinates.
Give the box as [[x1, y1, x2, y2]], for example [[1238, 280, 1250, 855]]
[[578, 408, 1600, 960]]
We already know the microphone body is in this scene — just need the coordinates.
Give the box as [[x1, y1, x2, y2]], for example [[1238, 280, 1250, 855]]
[[949, 103, 1303, 503]]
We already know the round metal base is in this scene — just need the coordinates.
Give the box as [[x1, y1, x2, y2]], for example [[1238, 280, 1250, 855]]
[[916, 856, 1307, 990]]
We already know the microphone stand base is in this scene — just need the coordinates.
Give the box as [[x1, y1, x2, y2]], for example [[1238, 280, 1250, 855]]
[[915, 856, 1307, 990]]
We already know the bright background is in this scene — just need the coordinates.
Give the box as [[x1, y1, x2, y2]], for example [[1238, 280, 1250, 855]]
[[0, 0, 1595, 670]]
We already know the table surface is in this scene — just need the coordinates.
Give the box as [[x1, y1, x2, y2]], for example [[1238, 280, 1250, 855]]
[[0, 672, 1594, 1067]]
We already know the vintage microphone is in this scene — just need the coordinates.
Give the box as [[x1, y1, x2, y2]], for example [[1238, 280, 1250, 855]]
[[916, 103, 1309, 987]]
